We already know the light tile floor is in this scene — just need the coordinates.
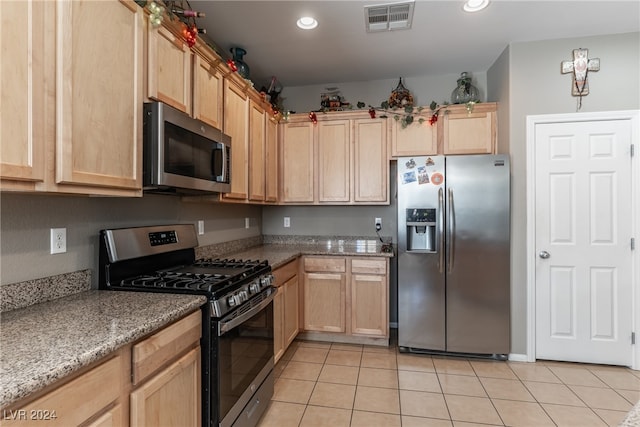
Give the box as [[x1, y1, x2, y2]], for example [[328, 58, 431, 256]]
[[257, 334, 640, 427]]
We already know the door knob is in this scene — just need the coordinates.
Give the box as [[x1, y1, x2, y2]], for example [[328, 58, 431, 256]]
[[539, 251, 550, 259]]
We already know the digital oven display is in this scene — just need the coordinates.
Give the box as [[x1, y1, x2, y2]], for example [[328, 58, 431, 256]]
[[148, 231, 178, 246]]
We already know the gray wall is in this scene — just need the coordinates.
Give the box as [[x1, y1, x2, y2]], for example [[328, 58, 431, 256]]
[[487, 31, 640, 355], [0, 193, 262, 286], [282, 73, 488, 114]]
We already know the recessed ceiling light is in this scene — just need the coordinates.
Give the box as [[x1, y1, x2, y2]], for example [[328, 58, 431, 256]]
[[297, 16, 318, 30], [463, 0, 489, 12]]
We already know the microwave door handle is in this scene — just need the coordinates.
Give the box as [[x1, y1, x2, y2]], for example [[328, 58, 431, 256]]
[[210, 144, 225, 181], [220, 144, 228, 182], [210, 147, 218, 180]]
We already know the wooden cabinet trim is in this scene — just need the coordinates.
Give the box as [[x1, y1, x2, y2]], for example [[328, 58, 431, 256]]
[[132, 310, 201, 385]]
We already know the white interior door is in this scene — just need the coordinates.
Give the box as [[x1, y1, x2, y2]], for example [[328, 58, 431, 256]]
[[534, 118, 633, 366]]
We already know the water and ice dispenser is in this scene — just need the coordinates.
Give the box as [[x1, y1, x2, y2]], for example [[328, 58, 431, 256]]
[[406, 208, 437, 252]]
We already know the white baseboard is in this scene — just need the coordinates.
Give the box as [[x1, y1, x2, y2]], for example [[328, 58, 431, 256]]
[[508, 353, 530, 362]]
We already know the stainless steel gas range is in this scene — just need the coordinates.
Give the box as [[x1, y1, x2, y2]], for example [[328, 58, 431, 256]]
[[98, 224, 275, 427]]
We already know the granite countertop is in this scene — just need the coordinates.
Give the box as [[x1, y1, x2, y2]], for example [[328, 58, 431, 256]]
[[0, 290, 206, 408], [222, 241, 394, 270]]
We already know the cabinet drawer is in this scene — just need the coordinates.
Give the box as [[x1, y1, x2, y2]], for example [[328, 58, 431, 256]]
[[351, 258, 387, 274], [2, 355, 122, 427], [272, 259, 298, 287], [304, 257, 346, 273], [132, 310, 201, 385]]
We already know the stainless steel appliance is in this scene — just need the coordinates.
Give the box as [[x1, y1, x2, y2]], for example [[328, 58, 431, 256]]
[[397, 155, 510, 358], [99, 224, 274, 427], [143, 102, 231, 194]]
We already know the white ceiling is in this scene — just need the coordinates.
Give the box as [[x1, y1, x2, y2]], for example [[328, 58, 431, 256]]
[[188, 1, 640, 89]]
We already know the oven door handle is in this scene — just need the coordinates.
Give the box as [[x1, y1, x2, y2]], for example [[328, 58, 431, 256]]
[[218, 289, 275, 336]]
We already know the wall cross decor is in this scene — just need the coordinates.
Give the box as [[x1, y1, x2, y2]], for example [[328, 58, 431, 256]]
[[561, 48, 600, 110]]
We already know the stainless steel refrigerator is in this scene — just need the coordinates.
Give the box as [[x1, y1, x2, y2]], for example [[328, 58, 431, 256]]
[[397, 155, 510, 357]]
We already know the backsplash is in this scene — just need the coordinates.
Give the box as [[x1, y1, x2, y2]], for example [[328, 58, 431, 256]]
[[0, 270, 91, 313]]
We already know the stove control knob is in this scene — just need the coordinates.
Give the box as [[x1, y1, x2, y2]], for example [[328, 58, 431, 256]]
[[261, 274, 274, 287], [240, 290, 249, 301], [227, 295, 237, 307], [250, 282, 261, 294]]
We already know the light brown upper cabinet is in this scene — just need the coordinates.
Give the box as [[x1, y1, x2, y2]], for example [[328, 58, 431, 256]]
[[248, 97, 266, 201], [265, 115, 279, 202], [2, 0, 144, 196], [280, 111, 389, 205], [56, 0, 143, 192], [280, 121, 315, 203], [0, 0, 46, 190], [353, 118, 388, 203], [192, 49, 224, 130], [390, 103, 498, 157], [221, 76, 250, 200], [391, 111, 438, 157], [439, 102, 497, 154], [147, 25, 192, 113], [318, 120, 351, 202]]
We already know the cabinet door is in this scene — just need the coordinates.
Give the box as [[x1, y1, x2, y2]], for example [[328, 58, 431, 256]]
[[248, 99, 266, 201], [353, 118, 388, 203], [391, 113, 438, 157], [283, 275, 300, 346], [273, 285, 285, 363], [281, 122, 314, 202], [265, 116, 278, 202], [351, 274, 387, 337], [0, 0, 45, 185], [440, 103, 496, 154], [223, 78, 249, 199], [303, 272, 345, 333], [192, 52, 223, 129], [317, 120, 350, 202], [147, 25, 192, 113], [130, 347, 201, 427], [56, 0, 142, 190]]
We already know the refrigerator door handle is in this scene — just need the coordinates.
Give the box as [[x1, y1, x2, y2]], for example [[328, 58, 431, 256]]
[[438, 187, 444, 273], [448, 187, 455, 273]]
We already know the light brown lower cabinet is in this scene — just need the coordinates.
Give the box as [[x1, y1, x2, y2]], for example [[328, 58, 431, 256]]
[[1, 310, 202, 427], [272, 259, 300, 363], [300, 256, 389, 345], [130, 347, 200, 427]]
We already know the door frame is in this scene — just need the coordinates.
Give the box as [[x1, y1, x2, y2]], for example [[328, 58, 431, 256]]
[[525, 110, 640, 369]]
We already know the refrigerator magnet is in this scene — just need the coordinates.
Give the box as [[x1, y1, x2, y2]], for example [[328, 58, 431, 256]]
[[402, 171, 417, 184], [431, 172, 444, 185], [417, 166, 430, 185]]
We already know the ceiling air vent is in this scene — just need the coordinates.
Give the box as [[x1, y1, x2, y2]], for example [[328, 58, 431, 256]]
[[365, 1, 414, 32]]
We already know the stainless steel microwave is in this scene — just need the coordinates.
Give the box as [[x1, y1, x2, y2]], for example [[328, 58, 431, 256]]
[[143, 102, 231, 194]]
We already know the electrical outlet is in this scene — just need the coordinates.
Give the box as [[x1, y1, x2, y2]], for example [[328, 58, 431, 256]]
[[197, 220, 204, 235], [284, 217, 290, 228], [375, 217, 382, 231], [50, 228, 67, 254], [245, 217, 250, 229]]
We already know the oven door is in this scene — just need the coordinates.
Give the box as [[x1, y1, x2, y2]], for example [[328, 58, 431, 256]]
[[213, 289, 275, 427]]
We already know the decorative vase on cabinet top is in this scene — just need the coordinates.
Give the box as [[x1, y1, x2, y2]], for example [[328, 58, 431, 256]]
[[230, 47, 250, 79], [451, 72, 479, 104]]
